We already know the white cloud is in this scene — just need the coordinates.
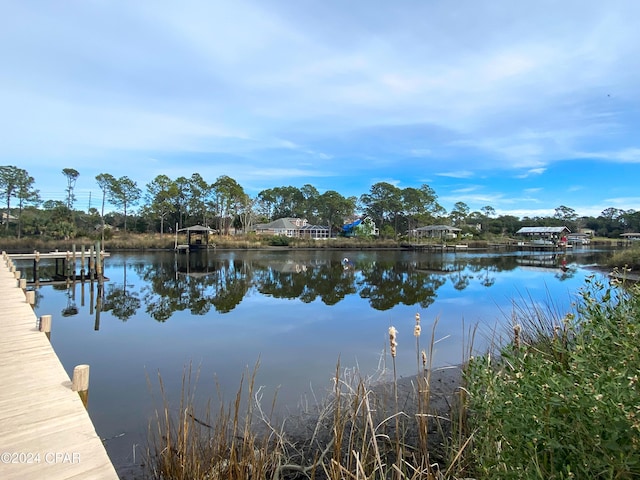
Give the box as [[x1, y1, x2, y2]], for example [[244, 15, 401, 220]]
[[436, 171, 474, 179], [577, 148, 640, 163], [515, 168, 547, 178]]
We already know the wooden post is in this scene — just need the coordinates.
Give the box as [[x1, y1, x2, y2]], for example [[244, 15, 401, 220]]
[[72, 245, 77, 280], [80, 245, 86, 281], [39, 314, 52, 341], [95, 241, 103, 278], [19, 278, 26, 290], [25, 290, 35, 306], [89, 246, 95, 280], [65, 251, 71, 278], [14, 270, 21, 280], [34, 250, 40, 283], [72, 364, 90, 408]]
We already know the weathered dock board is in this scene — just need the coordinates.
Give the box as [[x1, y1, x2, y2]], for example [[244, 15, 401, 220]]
[[0, 253, 118, 479]]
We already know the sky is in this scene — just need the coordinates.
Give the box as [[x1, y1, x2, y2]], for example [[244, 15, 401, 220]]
[[1, 0, 639, 218]]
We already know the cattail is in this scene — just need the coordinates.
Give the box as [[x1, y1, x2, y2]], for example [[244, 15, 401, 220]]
[[421, 349, 427, 370], [414, 312, 421, 337], [389, 326, 398, 358], [513, 324, 521, 349]]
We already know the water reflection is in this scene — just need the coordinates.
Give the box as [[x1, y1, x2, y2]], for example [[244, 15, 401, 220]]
[[21, 248, 615, 479], [71, 249, 603, 322]]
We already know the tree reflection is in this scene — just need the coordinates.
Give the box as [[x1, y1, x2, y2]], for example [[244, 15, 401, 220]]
[[255, 259, 357, 305], [103, 283, 141, 320], [357, 259, 447, 310], [91, 250, 590, 322], [139, 255, 250, 321], [102, 260, 141, 321]]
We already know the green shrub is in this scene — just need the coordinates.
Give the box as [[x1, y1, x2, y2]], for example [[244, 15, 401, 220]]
[[465, 276, 640, 479], [269, 235, 290, 246], [607, 244, 640, 271]]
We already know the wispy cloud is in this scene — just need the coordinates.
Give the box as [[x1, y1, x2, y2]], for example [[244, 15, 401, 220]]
[[576, 148, 640, 163], [436, 171, 474, 179], [515, 168, 547, 178]]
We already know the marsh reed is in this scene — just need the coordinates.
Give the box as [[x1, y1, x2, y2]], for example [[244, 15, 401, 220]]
[[145, 315, 468, 479]]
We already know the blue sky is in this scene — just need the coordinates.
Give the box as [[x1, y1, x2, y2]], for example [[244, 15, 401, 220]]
[[1, 0, 639, 218]]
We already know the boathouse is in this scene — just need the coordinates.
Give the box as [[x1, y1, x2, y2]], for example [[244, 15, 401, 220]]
[[621, 232, 640, 242], [516, 226, 571, 245], [176, 225, 217, 251]]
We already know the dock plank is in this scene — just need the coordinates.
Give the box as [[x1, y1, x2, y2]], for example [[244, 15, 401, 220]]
[[0, 253, 119, 479]]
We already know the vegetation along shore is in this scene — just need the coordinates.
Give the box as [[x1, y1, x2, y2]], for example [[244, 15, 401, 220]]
[[142, 262, 640, 479]]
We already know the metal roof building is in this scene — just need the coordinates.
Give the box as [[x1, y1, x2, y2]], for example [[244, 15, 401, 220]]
[[516, 226, 571, 235]]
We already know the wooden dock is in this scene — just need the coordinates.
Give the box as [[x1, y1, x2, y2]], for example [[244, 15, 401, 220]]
[[0, 252, 118, 479], [408, 243, 469, 251], [8, 248, 110, 284]]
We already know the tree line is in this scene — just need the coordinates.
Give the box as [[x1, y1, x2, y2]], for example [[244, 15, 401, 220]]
[[1, 165, 638, 239]]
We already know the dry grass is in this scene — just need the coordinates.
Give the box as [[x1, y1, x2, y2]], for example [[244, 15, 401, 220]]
[[144, 318, 471, 480]]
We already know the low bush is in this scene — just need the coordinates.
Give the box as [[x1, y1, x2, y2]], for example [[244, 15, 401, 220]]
[[465, 275, 640, 479], [607, 244, 640, 271]]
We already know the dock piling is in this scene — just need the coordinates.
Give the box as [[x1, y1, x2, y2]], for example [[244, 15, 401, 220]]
[[72, 364, 90, 408], [25, 290, 35, 306], [39, 314, 52, 340]]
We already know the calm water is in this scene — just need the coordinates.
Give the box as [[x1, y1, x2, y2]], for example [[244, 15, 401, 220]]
[[19, 247, 615, 477]]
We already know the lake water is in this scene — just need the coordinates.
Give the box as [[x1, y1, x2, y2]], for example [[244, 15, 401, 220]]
[[19, 247, 615, 478]]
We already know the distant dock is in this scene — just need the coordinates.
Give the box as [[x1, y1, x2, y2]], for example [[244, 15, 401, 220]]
[[0, 251, 118, 480], [7, 245, 109, 284], [407, 243, 469, 251]]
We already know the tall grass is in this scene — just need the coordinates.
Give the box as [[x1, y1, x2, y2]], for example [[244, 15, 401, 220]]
[[145, 317, 468, 479], [146, 361, 282, 480]]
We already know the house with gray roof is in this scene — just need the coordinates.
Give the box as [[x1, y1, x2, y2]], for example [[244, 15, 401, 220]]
[[410, 224, 462, 239], [252, 218, 330, 239]]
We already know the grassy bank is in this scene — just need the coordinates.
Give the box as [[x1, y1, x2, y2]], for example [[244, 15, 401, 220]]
[[0, 232, 481, 253], [0, 231, 628, 254], [606, 243, 640, 271]]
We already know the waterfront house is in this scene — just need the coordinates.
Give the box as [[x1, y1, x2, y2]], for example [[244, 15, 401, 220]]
[[252, 218, 330, 239], [342, 216, 379, 237], [410, 224, 462, 239]]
